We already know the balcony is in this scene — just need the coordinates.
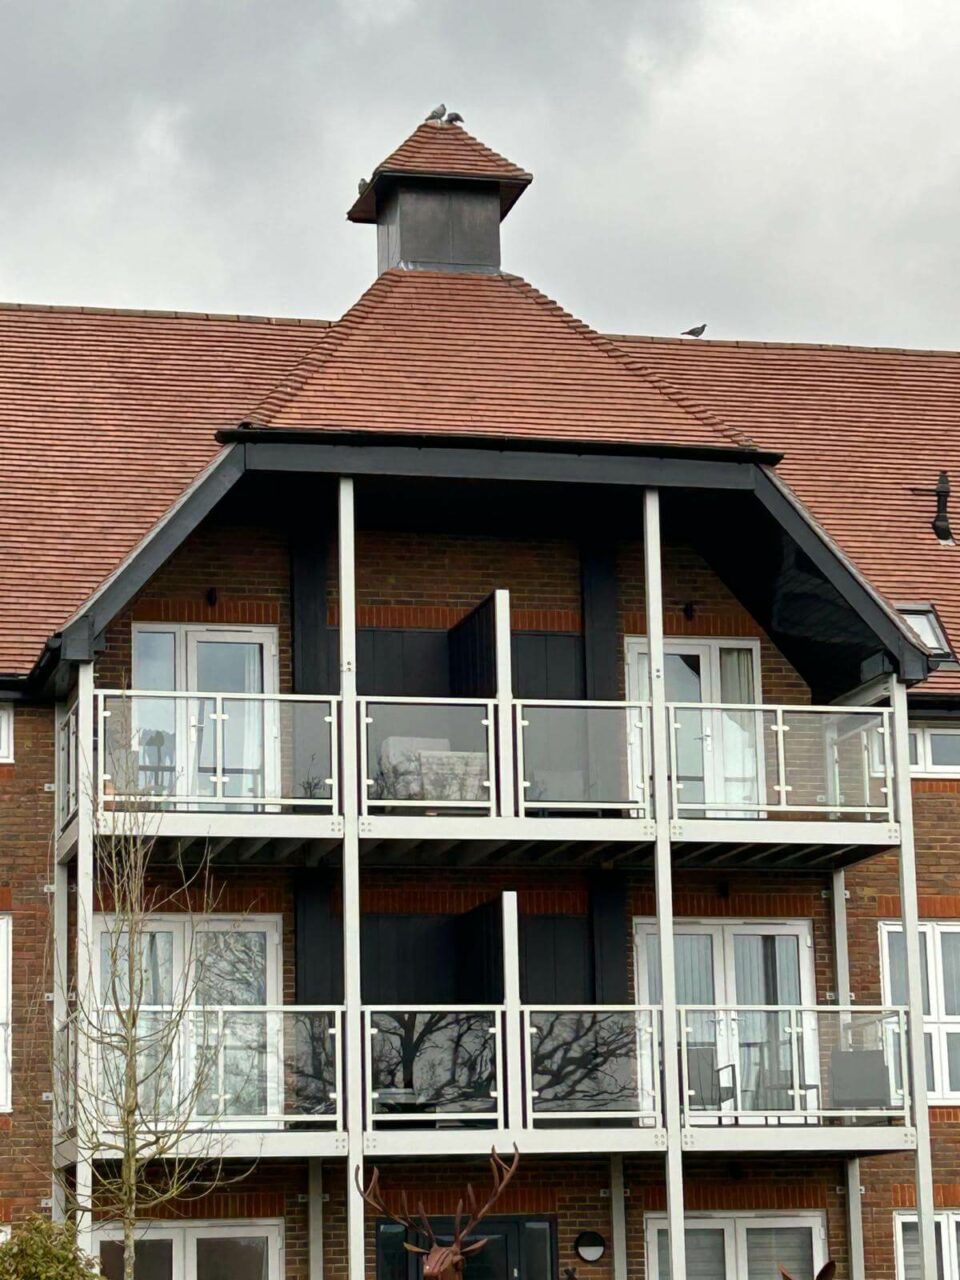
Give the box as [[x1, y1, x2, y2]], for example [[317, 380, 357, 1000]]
[[55, 996, 915, 1161], [60, 687, 899, 859], [55, 1006, 346, 1162], [677, 1004, 913, 1152], [360, 1001, 913, 1157]]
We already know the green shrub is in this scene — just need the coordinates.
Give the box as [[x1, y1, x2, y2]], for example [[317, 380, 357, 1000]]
[[0, 1216, 98, 1280]]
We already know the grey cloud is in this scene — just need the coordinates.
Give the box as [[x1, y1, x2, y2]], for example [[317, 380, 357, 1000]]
[[0, 0, 957, 348]]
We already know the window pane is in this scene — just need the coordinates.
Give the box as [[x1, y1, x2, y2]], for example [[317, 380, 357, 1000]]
[[194, 641, 264, 694], [99, 1239, 173, 1280], [900, 1220, 944, 1280], [909, 731, 919, 767], [99, 930, 174, 1005], [745, 1226, 813, 1280], [929, 733, 960, 768], [940, 934, 960, 1015], [733, 934, 801, 1005], [887, 930, 931, 1014], [377, 1224, 409, 1280], [657, 1227, 726, 1279], [134, 632, 176, 691], [718, 647, 756, 702], [195, 930, 267, 1006], [195, 1235, 269, 1280]]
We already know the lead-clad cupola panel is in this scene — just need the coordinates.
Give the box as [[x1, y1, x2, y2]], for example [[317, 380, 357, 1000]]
[[348, 114, 532, 275]]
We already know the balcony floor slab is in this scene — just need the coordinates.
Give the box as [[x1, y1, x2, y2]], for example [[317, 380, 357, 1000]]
[[681, 1123, 916, 1156]]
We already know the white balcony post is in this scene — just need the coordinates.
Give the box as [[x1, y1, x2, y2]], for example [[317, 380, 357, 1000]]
[[338, 477, 365, 1280], [493, 589, 515, 816], [846, 1157, 865, 1280], [643, 488, 686, 1280], [892, 677, 936, 1278], [501, 890, 523, 1133], [74, 661, 96, 1251], [832, 869, 852, 1006]]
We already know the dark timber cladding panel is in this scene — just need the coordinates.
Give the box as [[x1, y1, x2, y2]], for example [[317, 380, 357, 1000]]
[[511, 633, 585, 699], [357, 629, 451, 695], [295, 872, 343, 1004], [291, 518, 335, 694], [580, 541, 620, 700], [589, 872, 629, 1002], [361, 907, 502, 1003], [449, 595, 497, 696], [520, 915, 595, 1003]]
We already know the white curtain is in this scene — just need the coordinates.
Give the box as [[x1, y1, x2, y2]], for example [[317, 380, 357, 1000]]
[[718, 648, 759, 809], [658, 1228, 726, 1279]]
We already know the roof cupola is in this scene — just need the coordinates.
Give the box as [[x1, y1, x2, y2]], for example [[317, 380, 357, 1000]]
[[348, 116, 532, 276]]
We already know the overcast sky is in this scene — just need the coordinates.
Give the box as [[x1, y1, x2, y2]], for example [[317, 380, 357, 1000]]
[[1, 0, 958, 348]]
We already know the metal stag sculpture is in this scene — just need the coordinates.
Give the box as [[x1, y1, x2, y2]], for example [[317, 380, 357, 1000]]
[[779, 1263, 836, 1280], [357, 1145, 520, 1277]]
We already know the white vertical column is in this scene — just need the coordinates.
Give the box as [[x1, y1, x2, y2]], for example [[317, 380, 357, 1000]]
[[643, 488, 686, 1280], [892, 678, 936, 1278], [610, 1155, 629, 1280], [338, 477, 365, 1280], [493, 589, 515, 817], [74, 662, 95, 1252], [501, 891, 523, 1133], [308, 1160, 325, 1280], [845, 1158, 865, 1280], [832, 869, 851, 1005], [51, 700, 70, 1222]]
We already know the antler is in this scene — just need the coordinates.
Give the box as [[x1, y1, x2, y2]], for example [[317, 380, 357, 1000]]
[[355, 1166, 436, 1252], [456, 1145, 521, 1245]]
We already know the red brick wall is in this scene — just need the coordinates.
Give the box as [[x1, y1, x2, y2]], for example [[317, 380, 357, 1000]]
[[98, 516, 293, 693], [0, 704, 56, 1226]]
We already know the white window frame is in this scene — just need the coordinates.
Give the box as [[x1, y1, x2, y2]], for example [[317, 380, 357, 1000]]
[[909, 725, 960, 777], [644, 1211, 828, 1279], [895, 1210, 953, 1279], [633, 917, 816, 1006], [880, 919, 960, 1102], [93, 1218, 284, 1279], [92, 913, 283, 1125], [130, 623, 280, 806], [131, 623, 279, 695], [0, 704, 12, 763], [625, 636, 765, 815], [0, 915, 10, 1112]]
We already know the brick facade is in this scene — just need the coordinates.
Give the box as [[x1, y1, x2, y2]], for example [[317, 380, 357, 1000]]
[[0, 515, 945, 1279]]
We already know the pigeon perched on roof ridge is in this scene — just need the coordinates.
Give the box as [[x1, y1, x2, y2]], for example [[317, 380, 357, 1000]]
[[681, 323, 707, 338], [445, 111, 464, 125], [425, 103, 445, 123]]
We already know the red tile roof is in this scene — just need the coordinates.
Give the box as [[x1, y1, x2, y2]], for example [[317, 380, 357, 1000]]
[[1, 289, 957, 697], [249, 269, 751, 450], [0, 303, 326, 674], [612, 334, 960, 691], [348, 122, 532, 222]]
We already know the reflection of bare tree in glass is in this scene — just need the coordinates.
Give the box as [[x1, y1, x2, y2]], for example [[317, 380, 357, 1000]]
[[372, 1013, 496, 1114], [288, 1013, 338, 1117], [530, 1012, 641, 1113]]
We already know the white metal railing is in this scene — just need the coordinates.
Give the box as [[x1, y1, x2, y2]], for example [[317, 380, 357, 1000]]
[[666, 703, 895, 821], [96, 691, 339, 814], [57, 699, 80, 831], [53, 1013, 77, 1134], [515, 701, 652, 818], [678, 1004, 910, 1125], [359, 697, 497, 815], [364, 1005, 504, 1127], [523, 1004, 661, 1125], [79, 1005, 343, 1132]]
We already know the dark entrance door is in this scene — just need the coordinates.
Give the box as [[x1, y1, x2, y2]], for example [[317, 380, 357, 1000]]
[[376, 1216, 555, 1280]]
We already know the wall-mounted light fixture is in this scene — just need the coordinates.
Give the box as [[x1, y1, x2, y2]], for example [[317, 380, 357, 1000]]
[[574, 1231, 606, 1264]]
